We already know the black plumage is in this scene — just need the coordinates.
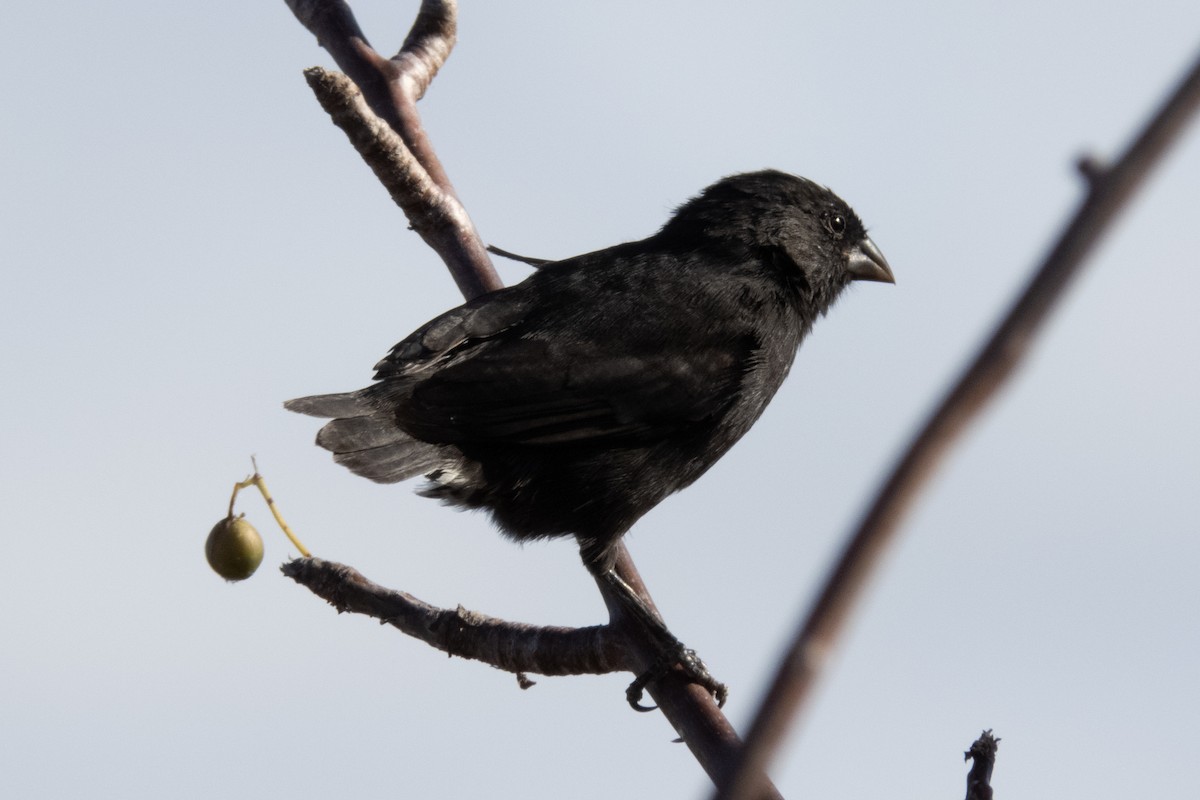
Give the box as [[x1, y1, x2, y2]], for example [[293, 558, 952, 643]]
[[287, 170, 893, 572]]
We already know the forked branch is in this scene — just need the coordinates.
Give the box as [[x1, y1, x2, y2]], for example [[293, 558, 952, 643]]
[[286, 0, 500, 297]]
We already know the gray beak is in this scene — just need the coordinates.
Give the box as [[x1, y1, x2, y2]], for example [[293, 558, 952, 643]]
[[846, 236, 894, 284]]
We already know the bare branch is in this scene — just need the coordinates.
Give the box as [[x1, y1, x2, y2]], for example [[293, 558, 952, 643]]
[[303, 69, 440, 218], [285, 1, 379, 94], [964, 730, 1000, 800], [287, 0, 500, 298], [391, 0, 456, 104], [303, 66, 496, 298], [281, 558, 627, 676], [384, 1, 460, 196], [713, 50, 1200, 800], [281, 551, 777, 792]]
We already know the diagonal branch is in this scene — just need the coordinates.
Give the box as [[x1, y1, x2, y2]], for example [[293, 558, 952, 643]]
[[303, 68, 466, 263], [713, 48, 1200, 800]]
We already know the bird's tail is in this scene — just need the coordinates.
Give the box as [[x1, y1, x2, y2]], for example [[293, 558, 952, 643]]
[[284, 391, 453, 484]]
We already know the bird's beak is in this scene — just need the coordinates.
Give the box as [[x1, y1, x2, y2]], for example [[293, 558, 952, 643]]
[[846, 237, 894, 284]]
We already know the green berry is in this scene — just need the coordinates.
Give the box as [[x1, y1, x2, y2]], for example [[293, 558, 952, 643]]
[[206, 516, 264, 581]]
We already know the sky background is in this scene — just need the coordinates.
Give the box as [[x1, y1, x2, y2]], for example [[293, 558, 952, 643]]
[[2, 2, 1198, 798]]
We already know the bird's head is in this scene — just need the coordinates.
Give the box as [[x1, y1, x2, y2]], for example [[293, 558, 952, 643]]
[[660, 170, 893, 303]]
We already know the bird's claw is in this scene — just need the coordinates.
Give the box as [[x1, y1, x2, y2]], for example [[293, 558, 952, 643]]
[[626, 672, 658, 712], [681, 646, 729, 708], [624, 645, 728, 711]]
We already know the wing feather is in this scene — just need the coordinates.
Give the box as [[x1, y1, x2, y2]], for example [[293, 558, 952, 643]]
[[395, 337, 750, 446], [365, 248, 759, 448]]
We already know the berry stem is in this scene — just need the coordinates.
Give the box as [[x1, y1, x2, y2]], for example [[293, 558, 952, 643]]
[[228, 467, 312, 558]]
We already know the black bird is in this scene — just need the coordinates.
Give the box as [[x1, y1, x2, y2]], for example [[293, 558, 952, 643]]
[[287, 169, 893, 705]]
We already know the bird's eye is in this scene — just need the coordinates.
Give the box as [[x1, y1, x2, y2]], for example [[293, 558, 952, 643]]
[[825, 213, 847, 238]]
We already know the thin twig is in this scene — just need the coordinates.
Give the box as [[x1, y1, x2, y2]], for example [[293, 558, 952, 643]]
[[714, 49, 1200, 800]]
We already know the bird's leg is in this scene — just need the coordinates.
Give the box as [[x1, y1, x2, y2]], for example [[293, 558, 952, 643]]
[[580, 542, 727, 711], [598, 569, 728, 711]]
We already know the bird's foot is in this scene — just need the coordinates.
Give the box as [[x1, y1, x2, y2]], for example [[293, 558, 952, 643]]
[[587, 561, 730, 711], [625, 642, 728, 712]]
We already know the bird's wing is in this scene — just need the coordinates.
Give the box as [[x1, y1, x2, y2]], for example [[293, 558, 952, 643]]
[[370, 286, 751, 447], [373, 285, 535, 381], [399, 337, 749, 445]]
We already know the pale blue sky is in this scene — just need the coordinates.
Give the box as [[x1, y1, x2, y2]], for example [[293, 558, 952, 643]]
[[2, 3, 1198, 798]]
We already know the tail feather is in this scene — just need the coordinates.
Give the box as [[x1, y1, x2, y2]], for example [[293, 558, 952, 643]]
[[284, 391, 369, 418], [334, 440, 452, 484], [286, 389, 457, 485], [316, 413, 409, 452]]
